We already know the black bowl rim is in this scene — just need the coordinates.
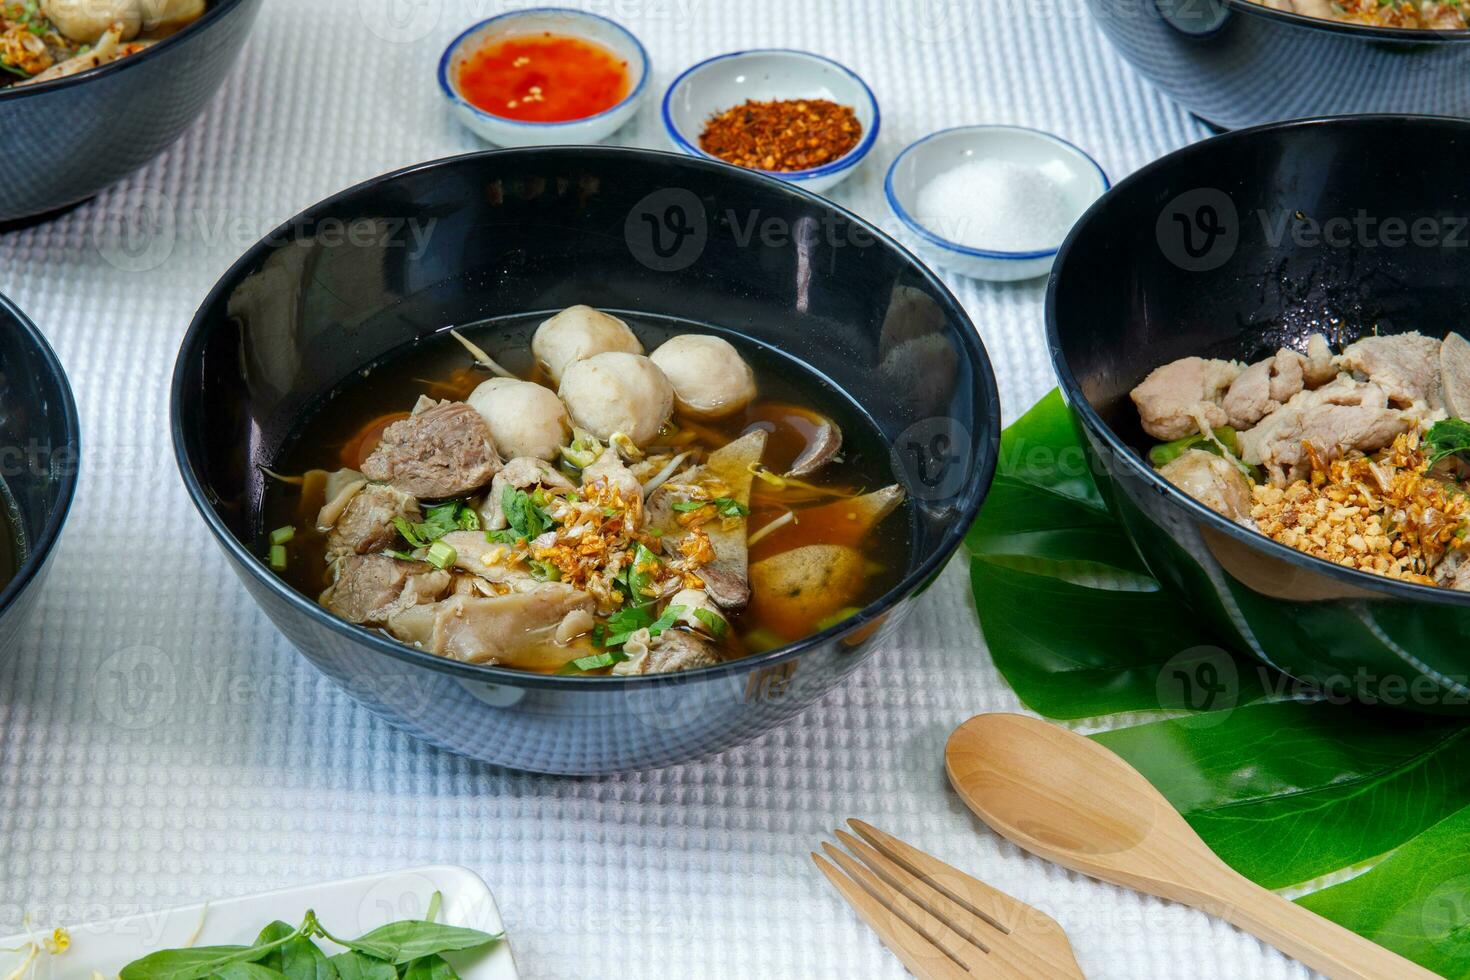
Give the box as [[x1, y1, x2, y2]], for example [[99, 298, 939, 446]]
[[1211, 0, 1470, 41], [0, 292, 80, 620], [0, 0, 252, 102], [172, 143, 1002, 690], [1046, 112, 1470, 610]]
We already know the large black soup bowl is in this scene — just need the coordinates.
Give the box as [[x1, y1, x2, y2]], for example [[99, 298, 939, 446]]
[[0, 295, 80, 658], [1089, 0, 1470, 130], [1049, 115, 1470, 713], [172, 146, 1000, 773], [0, 0, 263, 225]]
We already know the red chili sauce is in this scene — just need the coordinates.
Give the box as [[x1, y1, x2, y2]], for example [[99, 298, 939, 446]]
[[457, 33, 631, 123]]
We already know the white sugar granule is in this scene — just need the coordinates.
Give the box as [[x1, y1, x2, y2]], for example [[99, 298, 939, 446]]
[[913, 158, 1076, 252]]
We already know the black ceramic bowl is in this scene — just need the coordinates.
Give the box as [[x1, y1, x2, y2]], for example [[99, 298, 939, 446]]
[[172, 146, 1000, 773], [0, 0, 263, 225], [1089, 0, 1470, 130], [1049, 115, 1470, 713], [0, 294, 80, 657]]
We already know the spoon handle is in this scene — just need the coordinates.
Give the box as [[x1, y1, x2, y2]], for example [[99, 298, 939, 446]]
[[1213, 876, 1438, 980]]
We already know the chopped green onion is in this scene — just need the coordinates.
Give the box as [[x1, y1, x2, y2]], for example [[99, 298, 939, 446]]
[[529, 559, 561, 582], [269, 525, 296, 545], [693, 607, 728, 637], [425, 540, 458, 570], [268, 545, 288, 571], [815, 606, 863, 631], [560, 651, 626, 674], [671, 500, 709, 512], [385, 549, 418, 562]]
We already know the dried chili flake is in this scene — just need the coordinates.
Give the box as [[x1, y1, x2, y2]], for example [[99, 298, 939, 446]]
[[698, 99, 862, 172]]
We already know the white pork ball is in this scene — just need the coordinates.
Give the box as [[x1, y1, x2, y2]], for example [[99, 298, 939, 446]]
[[532, 305, 643, 384], [467, 377, 570, 461], [650, 334, 757, 419], [558, 352, 673, 447]]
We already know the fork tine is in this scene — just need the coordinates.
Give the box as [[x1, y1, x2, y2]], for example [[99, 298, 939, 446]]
[[821, 841, 990, 974], [849, 818, 1030, 934], [812, 852, 972, 980], [834, 828, 1007, 951]]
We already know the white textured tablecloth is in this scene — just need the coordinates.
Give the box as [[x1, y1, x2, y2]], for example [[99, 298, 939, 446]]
[[0, 2, 1314, 977]]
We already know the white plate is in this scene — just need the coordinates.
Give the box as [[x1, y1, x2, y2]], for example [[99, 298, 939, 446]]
[[0, 866, 516, 979]]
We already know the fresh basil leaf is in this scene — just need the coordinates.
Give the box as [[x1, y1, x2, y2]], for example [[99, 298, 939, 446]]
[[210, 965, 289, 980], [670, 500, 707, 512], [276, 936, 339, 980], [325, 952, 395, 980], [400, 954, 460, 980], [333, 921, 499, 965], [1297, 803, 1470, 977], [120, 945, 276, 980]]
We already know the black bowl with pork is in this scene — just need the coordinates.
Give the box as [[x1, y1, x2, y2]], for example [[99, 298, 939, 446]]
[[171, 146, 1000, 773], [1049, 115, 1470, 712], [1088, 0, 1470, 130], [0, 0, 264, 225]]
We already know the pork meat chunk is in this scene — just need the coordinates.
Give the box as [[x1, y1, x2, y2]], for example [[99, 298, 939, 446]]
[[1237, 377, 1414, 485], [1223, 349, 1307, 429], [1130, 357, 1242, 441], [320, 554, 451, 625], [1158, 449, 1253, 521], [386, 585, 594, 665], [1338, 333, 1444, 411], [361, 399, 503, 499], [1441, 332, 1470, 419], [612, 628, 722, 676], [326, 483, 420, 559]]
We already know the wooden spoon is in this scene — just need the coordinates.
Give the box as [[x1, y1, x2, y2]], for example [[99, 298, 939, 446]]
[[945, 713, 1438, 980]]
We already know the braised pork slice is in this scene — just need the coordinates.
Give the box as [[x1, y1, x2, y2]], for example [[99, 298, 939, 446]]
[[1158, 449, 1252, 521], [1130, 357, 1243, 441], [326, 483, 420, 559], [361, 399, 503, 499], [1223, 349, 1307, 429], [1338, 333, 1444, 411], [385, 585, 594, 665], [1442, 332, 1470, 419], [1237, 377, 1414, 485], [321, 555, 451, 625]]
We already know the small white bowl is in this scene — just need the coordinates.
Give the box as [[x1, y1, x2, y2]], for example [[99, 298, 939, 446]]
[[661, 49, 880, 194], [439, 8, 649, 148], [885, 125, 1109, 282]]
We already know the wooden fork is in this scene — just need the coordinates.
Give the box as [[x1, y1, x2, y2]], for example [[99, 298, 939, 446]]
[[813, 820, 1084, 979]]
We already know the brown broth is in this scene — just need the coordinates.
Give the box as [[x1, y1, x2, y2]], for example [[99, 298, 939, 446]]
[[261, 313, 912, 671]]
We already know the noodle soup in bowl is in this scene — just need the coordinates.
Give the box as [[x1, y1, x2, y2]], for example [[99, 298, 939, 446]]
[[172, 145, 1000, 773]]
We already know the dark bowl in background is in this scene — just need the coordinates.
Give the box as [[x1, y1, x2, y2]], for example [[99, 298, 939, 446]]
[[0, 0, 263, 225], [0, 294, 80, 658], [171, 146, 1000, 774], [1088, 0, 1470, 130], [1048, 115, 1470, 713]]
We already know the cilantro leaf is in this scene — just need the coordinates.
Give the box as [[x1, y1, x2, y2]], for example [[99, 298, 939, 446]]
[[1425, 418, 1470, 467]]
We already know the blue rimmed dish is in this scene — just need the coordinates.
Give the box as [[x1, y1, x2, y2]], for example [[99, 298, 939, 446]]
[[885, 125, 1109, 282], [438, 7, 649, 148], [661, 49, 880, 194]]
